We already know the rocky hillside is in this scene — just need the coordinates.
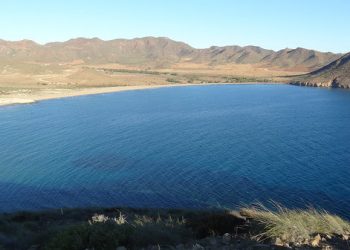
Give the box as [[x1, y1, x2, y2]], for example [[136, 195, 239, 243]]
[[0, 37, 194, 67], [259, 47, 339, 71], [0, 37, 341, 71], [291, 52, 350, 88]]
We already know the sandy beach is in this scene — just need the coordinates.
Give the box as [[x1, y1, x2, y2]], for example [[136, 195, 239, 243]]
[[0, 82, 283, 107], [0, 84, 188, 107]]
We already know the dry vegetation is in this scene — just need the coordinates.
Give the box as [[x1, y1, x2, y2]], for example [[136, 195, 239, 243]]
[[241, 203, 350, 247], [1, 36, 343, 105], [0, 205, 349, 249], [0, 61, 291, 106], [0, 60, 296, 90]]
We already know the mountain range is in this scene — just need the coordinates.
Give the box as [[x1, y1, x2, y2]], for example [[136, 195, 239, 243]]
[[0, 37, 342, 72]]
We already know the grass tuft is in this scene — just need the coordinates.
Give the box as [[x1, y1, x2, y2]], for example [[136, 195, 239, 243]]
[[240, 202, 350, 244]]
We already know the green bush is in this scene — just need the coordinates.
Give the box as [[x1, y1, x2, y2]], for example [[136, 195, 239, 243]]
[[166, 78, 181, 83], [130, 223, 192, 247], [45, 213, 193, 249], [45, 222, 133, 250], [187, 212, 246, 238]]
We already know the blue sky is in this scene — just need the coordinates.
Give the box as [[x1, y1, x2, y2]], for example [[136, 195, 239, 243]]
[[1, 0, 349, 52]]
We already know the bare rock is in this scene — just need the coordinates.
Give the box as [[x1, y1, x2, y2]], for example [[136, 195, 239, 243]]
[[91, 214, 108, 223], [311, 234, 321, 247], [192, 243, 204, 250], [222, 233, 231, 244], [274, 237, 283, 246]]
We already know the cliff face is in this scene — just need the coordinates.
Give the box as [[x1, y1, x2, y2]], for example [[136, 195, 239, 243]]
[[291, 53, 350, 88]]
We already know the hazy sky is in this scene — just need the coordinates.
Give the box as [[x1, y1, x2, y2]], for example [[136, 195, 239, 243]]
[[1, 0, 349, 53]]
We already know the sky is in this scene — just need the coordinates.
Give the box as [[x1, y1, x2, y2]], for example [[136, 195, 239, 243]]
[[1, 0, 349, 53]]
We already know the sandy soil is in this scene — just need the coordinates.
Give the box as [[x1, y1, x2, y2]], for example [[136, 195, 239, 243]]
[[0, 61, 294, 107], [0, 85, 176, 106], [0, 82, 284, 107]]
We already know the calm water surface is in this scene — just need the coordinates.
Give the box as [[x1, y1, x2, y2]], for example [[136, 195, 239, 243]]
[[0, 84, 350, 216]]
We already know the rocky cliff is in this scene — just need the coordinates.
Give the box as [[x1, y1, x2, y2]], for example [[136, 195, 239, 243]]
[[291, 52, 350, 88]]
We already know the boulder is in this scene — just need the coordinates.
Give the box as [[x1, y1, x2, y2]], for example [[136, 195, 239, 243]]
[[274, 237, 283, 246], [311, 234, 321, 247], [192, 243, 204, 250], [222, 233, 231, 244]]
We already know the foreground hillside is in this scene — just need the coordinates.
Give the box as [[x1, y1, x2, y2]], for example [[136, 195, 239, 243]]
[[291, 53, 350, 88], [0, 205, 349, 249]]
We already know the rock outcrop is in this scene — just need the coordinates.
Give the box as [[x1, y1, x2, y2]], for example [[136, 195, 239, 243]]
[[291, 52, 350, 88]]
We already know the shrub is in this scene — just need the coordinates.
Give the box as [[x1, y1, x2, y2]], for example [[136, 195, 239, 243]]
[[240, 203, 350, 244], [130, 223, 192, 247], [45, 222, 133, 250], [46, 213, 192, 249], [187, 212, 246, 238], [166, 78, 181, 83]]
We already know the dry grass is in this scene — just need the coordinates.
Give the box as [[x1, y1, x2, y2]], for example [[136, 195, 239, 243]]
[[1, 206, 349, 249], [0, 60, 300, 90], [240, 202, 350, 243], [165, 62, 306, 77]]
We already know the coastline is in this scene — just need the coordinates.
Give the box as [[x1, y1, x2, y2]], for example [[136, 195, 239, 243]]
[[0, 82, 283, 107]]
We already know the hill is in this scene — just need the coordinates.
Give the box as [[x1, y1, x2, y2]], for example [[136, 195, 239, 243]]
[[291, 52, 350, 88], [0, 37, 341, 71], [259, 47, 340, 71], [0, 36, 346, 103]]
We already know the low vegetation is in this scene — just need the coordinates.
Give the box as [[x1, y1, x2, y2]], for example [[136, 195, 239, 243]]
[[101, 67, 274, 85], [0, 204, 349, 249], [45, 213, 191, 250], [100, 68, 162, 75], [241, 203, 350, 247]]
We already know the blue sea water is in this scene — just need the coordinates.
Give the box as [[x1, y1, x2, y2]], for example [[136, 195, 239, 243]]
[[0, 84, 350, 216]]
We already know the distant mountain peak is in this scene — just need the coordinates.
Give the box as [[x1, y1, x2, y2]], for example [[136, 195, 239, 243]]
[[0, 37, 343, 71]]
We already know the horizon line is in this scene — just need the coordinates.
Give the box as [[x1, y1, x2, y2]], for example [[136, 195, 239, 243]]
[[0, 36, 344, 54]]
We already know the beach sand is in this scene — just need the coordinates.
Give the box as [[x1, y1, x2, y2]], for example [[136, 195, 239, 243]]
[[0, 82, 283, 107], [0, 85, 187, 106]]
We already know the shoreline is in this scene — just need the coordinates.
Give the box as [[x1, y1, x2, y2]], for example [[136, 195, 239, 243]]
[[0, 82, 284, 107]]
